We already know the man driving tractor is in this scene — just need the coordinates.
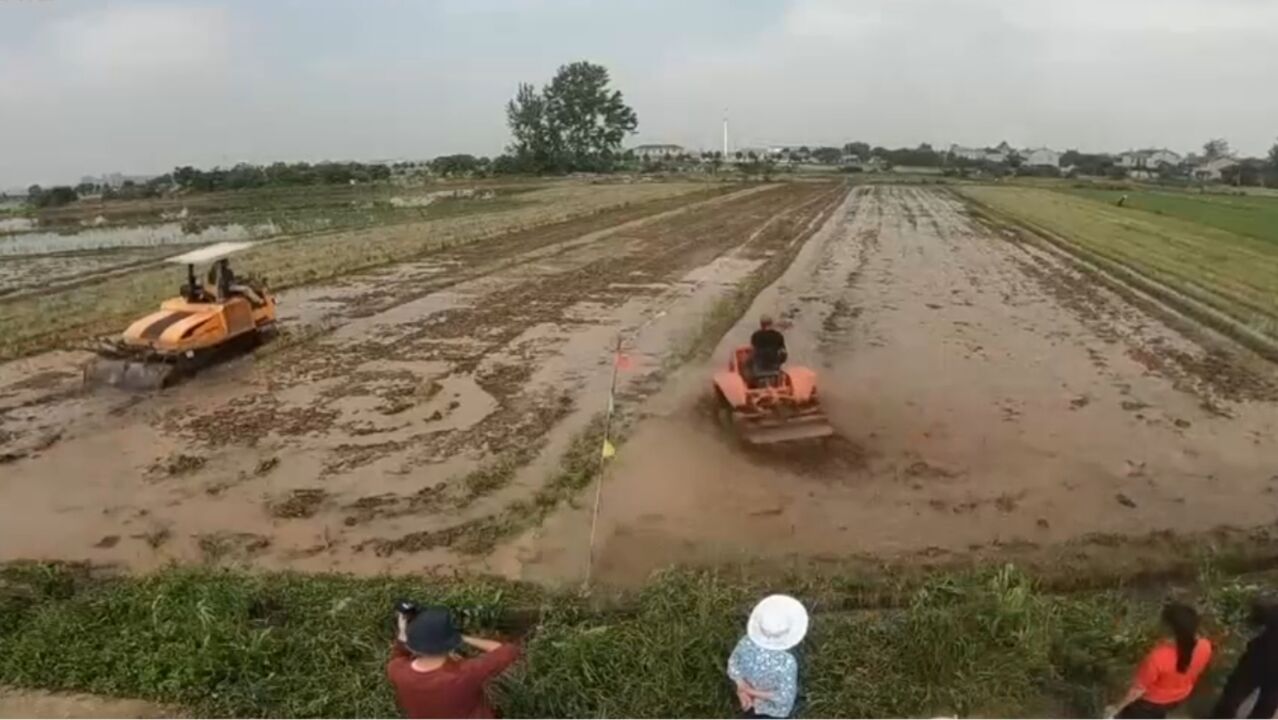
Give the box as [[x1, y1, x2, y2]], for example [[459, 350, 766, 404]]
[[207, 258, 265, 306], [749, 314, 787, 387]]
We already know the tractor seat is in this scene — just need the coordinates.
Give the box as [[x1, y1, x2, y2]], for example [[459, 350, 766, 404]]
[[749, 363, 782, 389]]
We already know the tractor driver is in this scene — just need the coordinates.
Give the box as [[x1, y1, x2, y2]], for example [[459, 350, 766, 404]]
[[207, 258, 265, 306], [749, 314, 787, 385]]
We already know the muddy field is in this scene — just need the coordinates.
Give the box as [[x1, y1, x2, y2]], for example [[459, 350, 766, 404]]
[[2, 183, 1276, 586], [0, 181, 844, 575], [516, 185, 1278, 584]]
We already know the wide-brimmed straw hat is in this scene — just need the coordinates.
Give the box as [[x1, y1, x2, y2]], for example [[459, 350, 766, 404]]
[[747, 594, 809, 651]]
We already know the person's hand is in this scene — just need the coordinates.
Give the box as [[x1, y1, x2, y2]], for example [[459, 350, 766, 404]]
[[735, 681, 754, 711], [1102, 704, 1119, 719], [396, 612, 409, 644]]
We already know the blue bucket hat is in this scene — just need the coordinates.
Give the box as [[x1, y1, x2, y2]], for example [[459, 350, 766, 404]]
[[405, 607, 463, 655]]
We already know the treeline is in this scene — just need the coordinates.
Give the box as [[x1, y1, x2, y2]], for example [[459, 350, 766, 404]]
[[171, 161, 392, 191]]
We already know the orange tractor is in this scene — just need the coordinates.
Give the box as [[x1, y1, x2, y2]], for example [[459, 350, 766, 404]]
[[84, 242, 278, 391], [712, 345, 834, 444]]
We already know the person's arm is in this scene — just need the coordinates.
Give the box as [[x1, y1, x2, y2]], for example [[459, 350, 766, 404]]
[[457, 636, 521, 682], [726, 642, 744, 682], [1107, 650, 1158, 717], [462, 634, 504, 653], [726, 641, 755, 710], [388, 612, 412, 662]]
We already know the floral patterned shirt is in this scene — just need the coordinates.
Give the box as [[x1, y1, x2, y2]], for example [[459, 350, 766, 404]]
[[726, 636, 799, 718]]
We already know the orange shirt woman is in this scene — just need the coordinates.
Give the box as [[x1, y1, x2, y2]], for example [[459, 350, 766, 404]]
[[1109, 603, 1213, 719]]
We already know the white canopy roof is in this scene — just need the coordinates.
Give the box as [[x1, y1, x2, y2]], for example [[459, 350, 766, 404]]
[[165, 241, 256, 265]]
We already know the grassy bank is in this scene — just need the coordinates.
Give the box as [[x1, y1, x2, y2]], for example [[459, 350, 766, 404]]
[[1062, 187, 1278, 247], [0, 562, 1266, 717], [957, 185, 1278, 341]]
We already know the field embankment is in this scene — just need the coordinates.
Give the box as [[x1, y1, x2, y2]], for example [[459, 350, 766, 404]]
[[0, 561, 1269, 718]]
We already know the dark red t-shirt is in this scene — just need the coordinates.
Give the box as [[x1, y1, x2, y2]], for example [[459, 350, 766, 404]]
[[386, 642, 521, 719]]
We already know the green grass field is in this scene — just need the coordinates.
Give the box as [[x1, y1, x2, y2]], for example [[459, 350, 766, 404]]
[[958, 185, 1278, 340], [1062, 187, 1278, 247], [0, 562, 1264, 717]]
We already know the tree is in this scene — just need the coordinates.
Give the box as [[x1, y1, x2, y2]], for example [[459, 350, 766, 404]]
[[1269, 140, 1278, 169], [842, 142, 870, 159], [505, 61, 637, 173], [1221, 159, 1266, 187], [29, 185, 78, 208], [1060, 150, 1114, 177], [545, 61, 637, 171], [812, 146, 843, 164], [430, 154, 481, 177], [505, 82, 553, 172], [1203, 138, 1231, 160]]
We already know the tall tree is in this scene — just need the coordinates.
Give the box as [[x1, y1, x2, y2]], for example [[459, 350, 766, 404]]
[[542, 61, 637, 171], [506, 62, 637, 173], [1203, 138, 1232, 160], [1268, 139, 1278, 169], [505, 82, 554, 172]]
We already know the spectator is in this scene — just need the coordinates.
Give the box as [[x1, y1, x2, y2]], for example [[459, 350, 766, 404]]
[[1108, 602, 1213, 719], [1212, 600, 1278, 719], [727, 594, 808, 719], [387, 604, 521, 719]]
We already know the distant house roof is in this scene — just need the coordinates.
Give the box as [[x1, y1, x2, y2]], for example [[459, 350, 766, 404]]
[[1121, 148, 1180, 158], [633, 144, 683, 151], [1197, 156, 1238, 170]]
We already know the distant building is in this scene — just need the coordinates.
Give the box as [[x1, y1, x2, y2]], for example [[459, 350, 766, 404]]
[[1117, 149, 1182, 170], [1193, 156, 1238, 181], [632, 144, 684, 160], [1020, 147, 1062, 168], [949, 143, 1010, 163]]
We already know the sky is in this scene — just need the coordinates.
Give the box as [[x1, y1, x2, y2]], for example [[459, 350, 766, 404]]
[[2, 0, 1276, 186]]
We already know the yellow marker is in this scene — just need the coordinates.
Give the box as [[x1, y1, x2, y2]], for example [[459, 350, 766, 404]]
[[601, 438, 617, 459]]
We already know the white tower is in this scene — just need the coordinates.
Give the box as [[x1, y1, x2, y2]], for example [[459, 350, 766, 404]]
[[722, 111, 729, 158]]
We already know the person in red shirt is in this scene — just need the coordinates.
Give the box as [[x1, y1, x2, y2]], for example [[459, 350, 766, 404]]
[[1108, 602, 1213, 719], [386, 604, 521, 719]]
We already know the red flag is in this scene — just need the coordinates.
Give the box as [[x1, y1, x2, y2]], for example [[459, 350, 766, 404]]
[[615, 353, 633, 370]]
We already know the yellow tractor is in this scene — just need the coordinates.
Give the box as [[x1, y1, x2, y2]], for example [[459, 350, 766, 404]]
[[84, 242, 278, 391]]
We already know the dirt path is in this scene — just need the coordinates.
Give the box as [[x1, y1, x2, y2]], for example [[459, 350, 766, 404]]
[[0, 182, 844, 574], [0, 687, 175, 719], [526, 185, 1278, 586]]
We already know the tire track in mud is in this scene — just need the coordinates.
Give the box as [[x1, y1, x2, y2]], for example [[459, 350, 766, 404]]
[[0, 182, 847, 574], [542, 184, 1278, 587]]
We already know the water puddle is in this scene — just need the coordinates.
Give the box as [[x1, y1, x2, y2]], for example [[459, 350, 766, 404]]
[[0, 217, 36, 233], [0, 221, 280, 256]]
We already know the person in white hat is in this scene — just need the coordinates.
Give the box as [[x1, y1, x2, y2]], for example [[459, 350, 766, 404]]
[[726, 594, 809, 718]]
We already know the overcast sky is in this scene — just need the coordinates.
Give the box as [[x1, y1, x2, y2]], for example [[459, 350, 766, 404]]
[[2, 0, 1276, 186]]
